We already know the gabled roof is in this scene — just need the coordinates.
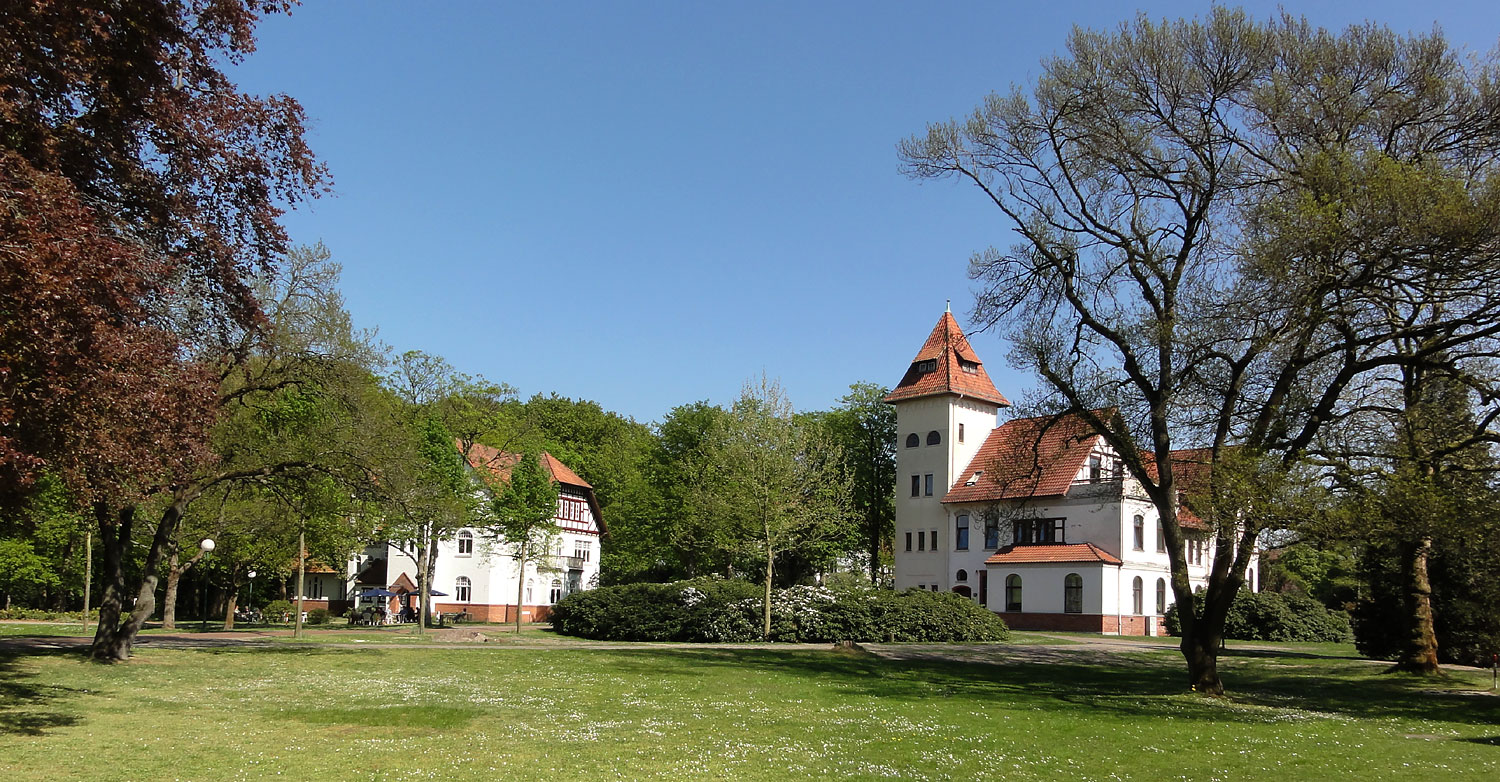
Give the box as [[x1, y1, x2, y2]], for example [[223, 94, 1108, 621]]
[[883, 312, 1010, 407], [942, 411, 1105, 503], [984, 542, 1122, 565], [461, 441, 592, 489]]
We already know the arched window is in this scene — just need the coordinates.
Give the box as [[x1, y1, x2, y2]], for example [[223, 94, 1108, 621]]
[[955, 569, 968, 582], [952, 585, 972, 598], [1005, 574, 1022, 612], [457, 529, 474, 556], [1132, 515, 1144, 551], [455, 576, 472, 602], [905, 433, 920, 448], [955, 514, 969, 551], [1131, 576, 1143, 615], [1064, 573, 1083, 614], [1155, 578, 1167, 614], [926, 430, 941, 446], [548, 578, 563, 604], [525, 579, 534, 604]]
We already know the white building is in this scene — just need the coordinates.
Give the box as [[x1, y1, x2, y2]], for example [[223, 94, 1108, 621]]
[[887, 310, 1256, 635], [344, 443, 603, 623]]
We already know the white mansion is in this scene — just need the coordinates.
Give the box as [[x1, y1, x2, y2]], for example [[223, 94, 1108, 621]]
[[887, 311, 1256, 635]]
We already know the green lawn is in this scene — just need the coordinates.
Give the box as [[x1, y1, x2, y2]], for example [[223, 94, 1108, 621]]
[[1, 636, 1496, 780]]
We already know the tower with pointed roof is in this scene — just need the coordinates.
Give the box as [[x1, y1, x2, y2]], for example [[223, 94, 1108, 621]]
[[884, 309, 1010, 593]]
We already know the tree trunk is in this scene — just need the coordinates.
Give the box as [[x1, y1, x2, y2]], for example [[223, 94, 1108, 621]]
[[762, 539, 774, 640], [416, 541, 431, 632], [1396, 536, 1442, 674], [1183, 633, 1224, 695], [162, 549, 182, 630], [515, 548, 527, 635], [223, 585, 238, 630], [295, 528, 306, 639], [92, 500, 186, 662]]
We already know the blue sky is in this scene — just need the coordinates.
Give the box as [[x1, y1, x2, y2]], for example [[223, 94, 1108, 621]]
[[232, 1, 1500, 424]]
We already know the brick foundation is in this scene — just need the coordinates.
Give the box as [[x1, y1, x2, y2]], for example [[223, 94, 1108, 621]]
[[999, 612, 1167, 636], [430, 603, 554, 623]]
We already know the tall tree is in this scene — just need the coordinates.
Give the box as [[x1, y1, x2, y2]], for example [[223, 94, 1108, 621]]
[[900, 9, 1500, 693], [820, 383, 897, 584], [489, 451, 560, 635], [690, 377, 851, 638]]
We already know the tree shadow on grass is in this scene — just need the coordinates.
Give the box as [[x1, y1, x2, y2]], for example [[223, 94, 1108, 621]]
[[0, 650, 84, 736], [590, 645, 1500, 729]]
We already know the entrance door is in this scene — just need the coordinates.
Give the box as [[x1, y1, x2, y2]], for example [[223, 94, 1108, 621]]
[[978, 571, 988, 606]]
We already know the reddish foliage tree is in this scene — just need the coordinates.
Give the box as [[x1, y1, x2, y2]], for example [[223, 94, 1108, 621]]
[[0, 1, 327, 660]]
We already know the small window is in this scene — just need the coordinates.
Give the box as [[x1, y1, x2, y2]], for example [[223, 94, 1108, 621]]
[[910, 475, 920, 497], [455, 576, 472, 603], [1064, 573, 1082, 614], [926, 430, 941, 446], [929, 529, 938, 550], [955, 569, 968, 582], [905, 433, 920, 448], [1156, 519, 1166, 553], [914, 359, 937, 374], [983, 517, 1000, 549], [924, 474, 934, 496], [457, 529, 474, 556], [955, 514, 969, 551], [525, 580, 534, 604], [1005, 574, 1022, 612], [904, 531, 912, 552], [1132, 515, 1144, 551], [958, 423, 965, 442], [1155, 578, 1167, 614], [549, 578, 563, 604], [959, 359, 979, 374], [917, 531, 925, 552], [1132, 576, 1143, 615], [1088, 455, 1102, 481]]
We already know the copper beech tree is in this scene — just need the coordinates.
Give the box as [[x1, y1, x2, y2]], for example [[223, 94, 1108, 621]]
[[901, 10, 1500, 693], [0, 1, 327, 660]]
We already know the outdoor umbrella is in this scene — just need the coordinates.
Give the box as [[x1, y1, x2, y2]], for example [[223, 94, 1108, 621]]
[[426, 589, 449, 596], [357, 588, 397, 598]]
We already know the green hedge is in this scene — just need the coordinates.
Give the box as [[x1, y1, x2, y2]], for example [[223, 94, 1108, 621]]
[[550, 579, 1009, 643], [1165, 589, 1352, 643]]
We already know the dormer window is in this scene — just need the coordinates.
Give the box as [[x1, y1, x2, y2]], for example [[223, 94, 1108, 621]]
[[959, 359, 979, 374], [914, 359, 938, 374], [965, 470, 983, 486]]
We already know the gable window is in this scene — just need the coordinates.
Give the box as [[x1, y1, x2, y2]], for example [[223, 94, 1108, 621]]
[[910, 475, 921, 497], [455, 576, 472, 603], [906, 433, 920, 448], [1088, 455, 1103, 481], [1064, 573, 1083, 614], [1013, 518, 1065, 545], [904, 531, 913, 552], [1005, 575, 1022, 612], [955, 514, 969, 551], [1155, 578, 1167, 614], [1156, 519, 1166, 553], [958, 423, 965, 442], [914, 359, 937, 374], [926, 430, 941, 446], [1132, 515, 1145, 551], [457, 530, 474, 556], [1131, 576, 1143, 615], [924, 474, 934, 496], [549, 579, 563, 604], [959, 359, 979, 374], [984, 517, 1000, 549]]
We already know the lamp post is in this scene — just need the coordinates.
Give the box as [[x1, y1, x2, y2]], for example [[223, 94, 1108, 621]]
[[246, 570, 258, 624], [198, 538, 215, 632]]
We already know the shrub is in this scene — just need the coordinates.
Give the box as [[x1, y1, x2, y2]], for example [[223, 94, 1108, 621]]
[[265, 599, 295, 623], [307, 608, 330, 625], [1165, 589, 1352, 643], [551, 579, 1008, 643]]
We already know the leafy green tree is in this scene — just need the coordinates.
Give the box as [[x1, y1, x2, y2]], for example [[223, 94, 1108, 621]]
[[899, 9, 1500, 694], [690, 377, 852, 638], [490, 451, 560, 634], [819, 383, 897, 584]]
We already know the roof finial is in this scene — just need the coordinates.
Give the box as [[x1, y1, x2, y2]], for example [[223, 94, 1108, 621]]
[[945, 299, 951, 313]]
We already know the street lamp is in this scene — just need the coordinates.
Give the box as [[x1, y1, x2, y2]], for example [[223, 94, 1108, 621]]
[[246, 570, 258, 623], [198, 538, 215, 632]]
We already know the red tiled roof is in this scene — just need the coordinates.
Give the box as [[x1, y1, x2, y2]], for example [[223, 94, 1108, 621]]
[[984, 542, 1122, 565], [942, 411, 1105, 503], [1142, 448, 1216, 530], [461, 441, 592, 489], [883, 312, 1010, 406]]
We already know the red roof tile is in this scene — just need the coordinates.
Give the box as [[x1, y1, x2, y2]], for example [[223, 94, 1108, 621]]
[[984, 542, 1122, 565], [1142, 448, 1216, 530], [942, 412, 1104, 503], [461, 441, 592, 489], [883, 312, 1010, 406]]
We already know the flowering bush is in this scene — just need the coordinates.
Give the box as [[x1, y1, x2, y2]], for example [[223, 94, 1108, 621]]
[[550, 579, 1008, 643]]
